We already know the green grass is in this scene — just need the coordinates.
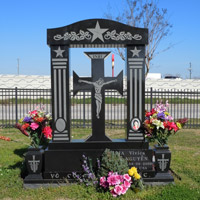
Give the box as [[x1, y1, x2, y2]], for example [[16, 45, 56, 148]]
[[1, 96, 200, 105], [0, 128, 200, 199], [0, 98, 51, 105]]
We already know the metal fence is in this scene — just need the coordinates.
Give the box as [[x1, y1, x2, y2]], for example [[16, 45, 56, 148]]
[[0, 87, 199, 129]]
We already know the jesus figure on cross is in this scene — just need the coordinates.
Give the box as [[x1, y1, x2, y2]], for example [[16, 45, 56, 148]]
[[78, 78, 117, 119]]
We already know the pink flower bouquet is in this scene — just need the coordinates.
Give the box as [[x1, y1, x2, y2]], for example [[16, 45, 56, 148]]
[[15, 108, 52, 148], [100, 172, 132, 197]]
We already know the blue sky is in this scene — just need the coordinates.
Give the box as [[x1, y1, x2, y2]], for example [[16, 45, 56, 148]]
[[0, 0, 200, 79]]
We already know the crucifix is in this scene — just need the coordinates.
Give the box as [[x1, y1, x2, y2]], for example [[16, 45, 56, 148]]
[[73, 52, 123, 142], [157, 154, 169, 171]]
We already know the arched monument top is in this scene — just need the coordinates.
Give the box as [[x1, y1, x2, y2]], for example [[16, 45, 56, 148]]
[[47, 18, 148, 47]]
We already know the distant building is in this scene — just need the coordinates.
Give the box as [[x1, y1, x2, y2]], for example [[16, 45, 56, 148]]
[[164, 75, 182, 80], [146, 73, 162, 79]]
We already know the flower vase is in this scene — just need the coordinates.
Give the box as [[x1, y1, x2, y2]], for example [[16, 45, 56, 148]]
[[24, 146, 44, 181], [154, 145, 171, 173]]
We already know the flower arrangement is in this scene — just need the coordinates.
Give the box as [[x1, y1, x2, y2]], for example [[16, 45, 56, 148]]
[[128, 167, 144, 191], [144, 101, 188, 146], [73, 150, 144, 198], [15, 108, 52, 148], [99, 172, 132, 197]]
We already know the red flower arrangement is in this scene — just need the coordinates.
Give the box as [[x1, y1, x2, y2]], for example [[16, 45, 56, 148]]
[[15, 109, 52, 148], [144, 101, 188, 146]]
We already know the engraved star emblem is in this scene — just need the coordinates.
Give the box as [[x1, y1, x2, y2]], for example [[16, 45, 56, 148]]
[[87, 21, 108, 42], [54, 46, 65, 57], [130, 47, 141, 57]]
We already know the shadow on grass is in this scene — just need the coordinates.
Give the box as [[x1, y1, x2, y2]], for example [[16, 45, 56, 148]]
[[13, 147, 28, 158], [8, 147, 28, 178]]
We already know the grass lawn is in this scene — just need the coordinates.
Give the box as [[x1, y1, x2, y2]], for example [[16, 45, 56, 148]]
[[0, 128, 200, 200]]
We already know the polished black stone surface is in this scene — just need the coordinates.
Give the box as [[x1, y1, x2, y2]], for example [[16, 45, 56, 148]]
[[126, 45, 146, 141], [43, 140, 153, 181], [50, 45, 70, 142], [73, 52, 123, 142], [48, 139, 149, 150], [47, 19, 148, 46], [143, 172, 174, 183]]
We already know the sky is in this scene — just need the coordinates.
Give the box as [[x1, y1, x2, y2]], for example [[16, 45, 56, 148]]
[[0, 0, 200, 79]]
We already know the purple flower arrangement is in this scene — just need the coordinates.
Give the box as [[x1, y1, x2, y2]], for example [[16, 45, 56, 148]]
[[73, 155, 98, 186]]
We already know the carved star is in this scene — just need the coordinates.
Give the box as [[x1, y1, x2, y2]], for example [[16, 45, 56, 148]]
[[54, 46, 65, 57], [87, 21, 108, 42], [130, 47, 141, 57]]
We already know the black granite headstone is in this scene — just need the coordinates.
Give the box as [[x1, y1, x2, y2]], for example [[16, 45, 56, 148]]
[[24, 19, 174, 187]]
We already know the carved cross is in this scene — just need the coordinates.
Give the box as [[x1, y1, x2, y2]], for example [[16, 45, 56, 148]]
[[157, 154, 169, 171], [73, 52, 123, 142]]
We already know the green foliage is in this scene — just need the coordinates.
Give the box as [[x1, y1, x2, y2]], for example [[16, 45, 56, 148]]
[[145, 184, 200, 200], [99, 149, 129, 177]]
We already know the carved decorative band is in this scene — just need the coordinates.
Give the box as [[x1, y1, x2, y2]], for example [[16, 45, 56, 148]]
[[54, 30, 91, 41], [54, 31, 142, 42], [104, 31, 142, 41]]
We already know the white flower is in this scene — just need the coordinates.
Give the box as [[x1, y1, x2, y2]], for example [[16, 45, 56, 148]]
[[152, 119, 164, 129]]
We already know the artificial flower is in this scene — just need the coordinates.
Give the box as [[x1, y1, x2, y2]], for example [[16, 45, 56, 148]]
[[23, 116, 31, 123], [152, 119, 164, 129], [29, 110, 38, 116], [35, 117, 44, 123], [0, 135, 11, 141], [176, 122, 182, 129], [123, 174, 131, 182], [21, 123, 29, 130], [107, 174, 121, 186], [134, 173, 141, 180], [157, 112, 166, 120], [42, 126, 52, 139], [123, 180, 131, 188], [100, 177, 107, 188], [30, 122, 39, 130]]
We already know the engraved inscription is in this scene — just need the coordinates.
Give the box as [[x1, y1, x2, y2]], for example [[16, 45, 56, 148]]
[[50, 173, 60, 179], [119, 150, 153, 171]]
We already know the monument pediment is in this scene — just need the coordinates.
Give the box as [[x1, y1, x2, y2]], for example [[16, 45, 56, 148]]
[[47, 19, 148, 46]]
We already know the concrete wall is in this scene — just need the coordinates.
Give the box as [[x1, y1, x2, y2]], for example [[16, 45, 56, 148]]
[[0, 74, 200, 90], [146, 78, 200, 90], [0, 75, 51, 89]]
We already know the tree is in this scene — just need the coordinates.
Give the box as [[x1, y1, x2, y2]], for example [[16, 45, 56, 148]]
[[105, 0, 172, 77]]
